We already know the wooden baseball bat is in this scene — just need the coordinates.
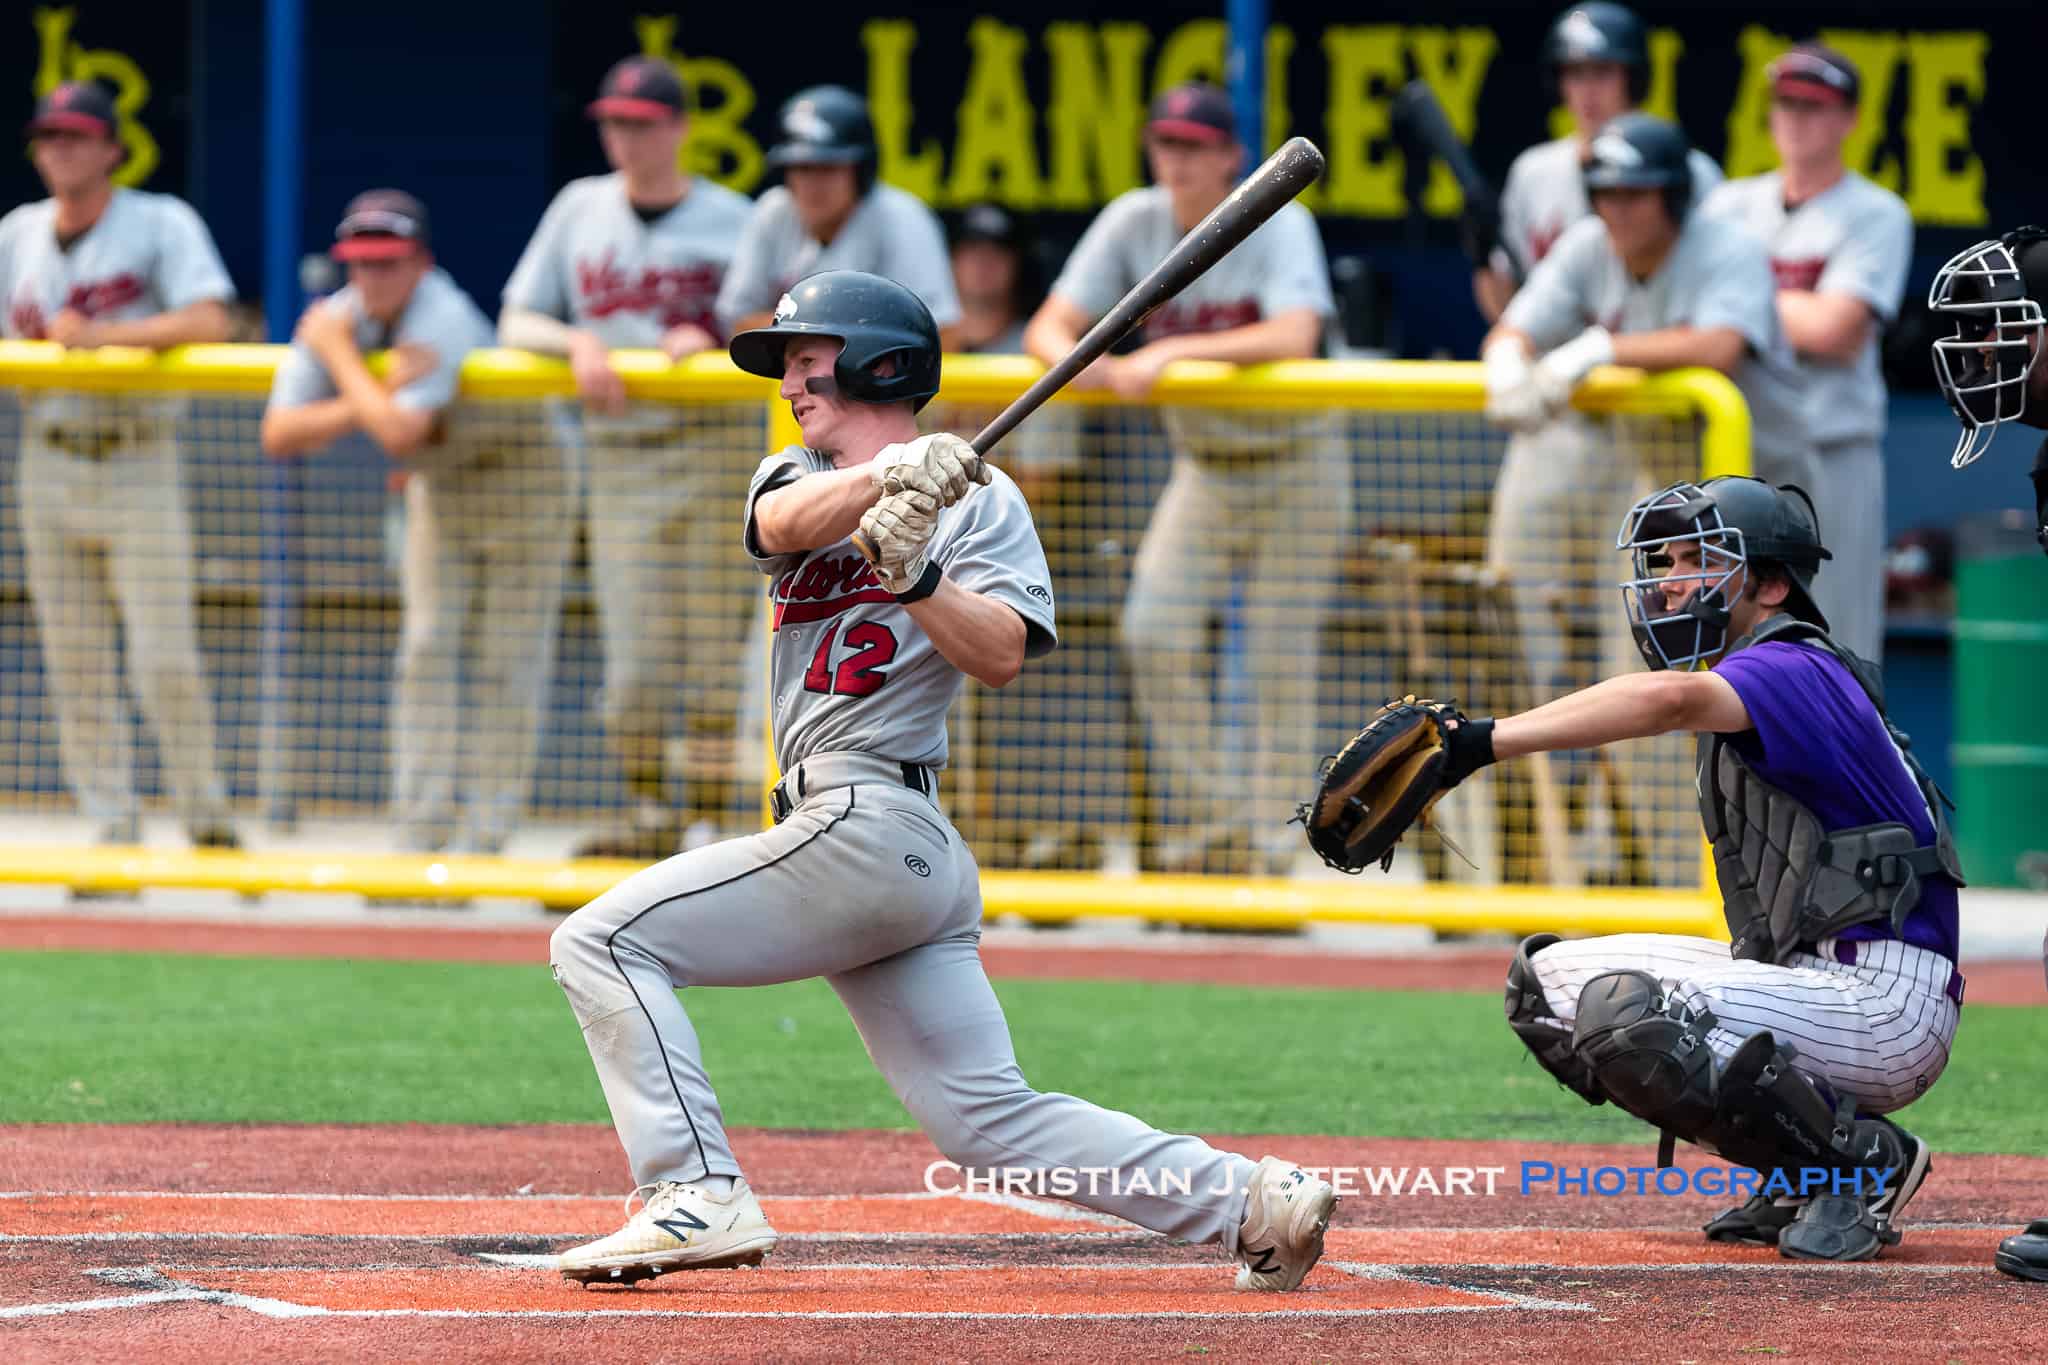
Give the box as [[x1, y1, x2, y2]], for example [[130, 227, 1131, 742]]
[[853, 136, 1328, 564], [1390, 80, 1525, 283]]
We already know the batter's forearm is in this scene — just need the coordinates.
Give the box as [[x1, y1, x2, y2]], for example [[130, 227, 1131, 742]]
[[498, 306, 588, 358], [905, 578, 1026, 689], [752, 466, 880, 554], [260, 398, 359, 457]]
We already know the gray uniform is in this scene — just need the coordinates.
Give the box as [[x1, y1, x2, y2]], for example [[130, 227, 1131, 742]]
[[548, 449, 1258, 1249], [1491, 138, 1724, 279], [503, 172, 756, 821], [713, 185, 962, 334], [267, 268, 572, 853], [0, 188, 234, 834], [1704, 171, 1912, 659], [1049, 187, 1343, 866]]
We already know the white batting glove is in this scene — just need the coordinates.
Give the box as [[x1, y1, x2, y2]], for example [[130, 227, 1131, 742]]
[[1482, 335, 1547, 432], [858, 487, 942, 597], [1530, 325, 1615, 415], [871, 433, 989, 506]]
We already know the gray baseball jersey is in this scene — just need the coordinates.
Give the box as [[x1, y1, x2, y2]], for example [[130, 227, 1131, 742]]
[[1048, 187, 1334, 456], [1491, 137, 1724, 276], [743, 448, 1056, 773], [1503, 213, 1813, 484], [267, 266, 494, 469], [0, 187, 233, 423], [1702, 171, 1912, 446], [714, 184, 962, 335], [504, 172, 752, 347]]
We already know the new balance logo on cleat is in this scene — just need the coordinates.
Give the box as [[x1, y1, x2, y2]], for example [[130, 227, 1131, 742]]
[[1243, 1246, 1283, 1276], [653, 1206, 710, 1243]]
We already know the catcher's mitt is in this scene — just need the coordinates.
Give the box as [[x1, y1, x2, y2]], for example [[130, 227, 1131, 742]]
[[1294, 697, 1495, 874]]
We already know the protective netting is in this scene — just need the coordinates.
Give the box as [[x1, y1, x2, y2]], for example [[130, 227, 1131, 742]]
[[1, 355, 1720, 893]]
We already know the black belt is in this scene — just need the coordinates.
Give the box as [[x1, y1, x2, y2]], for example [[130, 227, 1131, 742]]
[[770, 758, 932, 824]]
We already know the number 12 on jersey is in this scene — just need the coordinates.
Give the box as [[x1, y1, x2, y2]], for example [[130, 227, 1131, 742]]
[[802, 620, 898, 697]]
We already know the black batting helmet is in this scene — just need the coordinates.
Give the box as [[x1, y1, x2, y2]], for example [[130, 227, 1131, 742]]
[[765, 86, 876, 194], [1544, 3, 1650, 103], [1582, 112, 1692, 226], [1928, 226, 2048, 468], [729, 270, 942, 412], [1617, 477, 1832, 670]]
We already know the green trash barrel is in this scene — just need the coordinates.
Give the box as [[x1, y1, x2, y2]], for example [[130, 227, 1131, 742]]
[[1951, 513, 2048, 889]]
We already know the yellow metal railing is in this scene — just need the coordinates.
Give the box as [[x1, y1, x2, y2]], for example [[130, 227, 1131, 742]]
[[0, 342, 1743, 935]]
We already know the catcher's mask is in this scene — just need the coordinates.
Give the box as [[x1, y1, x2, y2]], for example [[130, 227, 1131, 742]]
[[1616, 478, 1831, 671], [1928, 228, 2048, 468]]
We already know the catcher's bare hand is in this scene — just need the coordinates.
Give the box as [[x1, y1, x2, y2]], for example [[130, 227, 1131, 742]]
[[1294, 697, 1498, 874]]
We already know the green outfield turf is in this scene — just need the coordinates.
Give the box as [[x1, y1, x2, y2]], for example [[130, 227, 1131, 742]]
[[3, 949, 2042, 1153]]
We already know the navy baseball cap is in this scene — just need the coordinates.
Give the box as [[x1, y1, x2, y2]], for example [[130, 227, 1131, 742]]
[[25, 80, 118, 140], [1146, 82, 1237, 144], [953, 203, 1025, 250], [1769, 43, 1859, 107], [588, 56, 685, 121], [332, 189, 431, 261]]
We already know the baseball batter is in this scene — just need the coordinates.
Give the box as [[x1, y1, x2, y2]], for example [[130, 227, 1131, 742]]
[[1394, 476, 1955, 1260], [546, 270, 1338, 1292], [714, 87, 960, 343], [1024, 81, 1341, 876], [1927, 224, 2048, 1285], [1703, 44, 1912, 662], [262, 191, 570, 855], [1, 80, 237, 848], [500, 56, 756, 859], [1481, 112, 1813, 887]]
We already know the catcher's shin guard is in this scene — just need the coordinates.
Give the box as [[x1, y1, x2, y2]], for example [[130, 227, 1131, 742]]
[[1504, 935, 1604, 1104]]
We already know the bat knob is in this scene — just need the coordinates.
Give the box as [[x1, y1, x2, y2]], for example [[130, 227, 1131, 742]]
[[851, 530, 881, 563]]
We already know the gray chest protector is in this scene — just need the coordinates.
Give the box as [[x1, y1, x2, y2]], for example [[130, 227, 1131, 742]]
[[1697, 617, 1965, 964]]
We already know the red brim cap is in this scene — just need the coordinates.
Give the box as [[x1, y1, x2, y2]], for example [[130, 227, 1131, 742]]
[[587, 95, 679, 121], [1146, 117, 1232, 143], [331, 237, 419, 262], [1773, 74, 1853, 106], [26, 111, 114, 139]]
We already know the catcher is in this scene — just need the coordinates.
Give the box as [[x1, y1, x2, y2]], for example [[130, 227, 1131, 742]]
[[1300, 475, 1963, 1261]]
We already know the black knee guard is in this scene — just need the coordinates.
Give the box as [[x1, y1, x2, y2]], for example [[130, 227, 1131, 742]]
[[1570, 969, 1718, 1138], [1504, 934, 1604, 1105]]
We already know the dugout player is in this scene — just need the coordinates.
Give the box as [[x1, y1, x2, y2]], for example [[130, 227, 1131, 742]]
[[1704, 43, 1912, 662], [1926, 223, 2048, 1284], [546, 270, 1338, 1292], [1478, 112, 1813, 887], [714, 85, 962, 343], [1456, 476, 1955, 1260], [263, 191, 569, 855], [0, 80, 238, 849], [1024, 81, 1341, 876], [500, 56, 756, 860]]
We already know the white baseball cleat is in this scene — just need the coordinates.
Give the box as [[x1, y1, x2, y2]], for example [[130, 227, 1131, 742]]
[[557, 1179, 778, 1287], [1233, 1155, 1339, 1291]]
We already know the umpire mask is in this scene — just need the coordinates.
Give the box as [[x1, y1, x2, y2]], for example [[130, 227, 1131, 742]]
[[1929, 230, 2048, 468]]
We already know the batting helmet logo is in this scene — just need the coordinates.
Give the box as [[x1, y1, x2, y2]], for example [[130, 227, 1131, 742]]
[[773, 293, 798, 323]]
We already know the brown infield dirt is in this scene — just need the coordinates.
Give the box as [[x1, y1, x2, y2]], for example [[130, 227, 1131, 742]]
[[3, 913, 2045, 1359]]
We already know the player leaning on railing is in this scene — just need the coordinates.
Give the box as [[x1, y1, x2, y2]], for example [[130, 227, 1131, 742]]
[[0, 80, 238, 849], [1300, 476, 1962, 1261], [1926, 223, 2048, 1285]]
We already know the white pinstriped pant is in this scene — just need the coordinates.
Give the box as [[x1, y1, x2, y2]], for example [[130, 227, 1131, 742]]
[[1529, 933, 1958, 1114]]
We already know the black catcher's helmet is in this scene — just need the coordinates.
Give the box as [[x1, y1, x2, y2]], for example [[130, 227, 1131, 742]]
[[1544, 3, 1651, 103], [1582, 112, 1692, 226], [1616, 477, 1833, 670], [729, 270, 941, 411], [1927, 226, 2048, 468], [764, 86, 876, 194]]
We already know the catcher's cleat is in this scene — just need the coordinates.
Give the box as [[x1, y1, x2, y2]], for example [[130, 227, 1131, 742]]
[[1777, 1119, 1930, 1262], [558, 1179, 777, 1286], [1234, 1156, 1338, 1291], [1995, 1219, 2048, 1283], [1703, 1193, 1802, 1245]]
